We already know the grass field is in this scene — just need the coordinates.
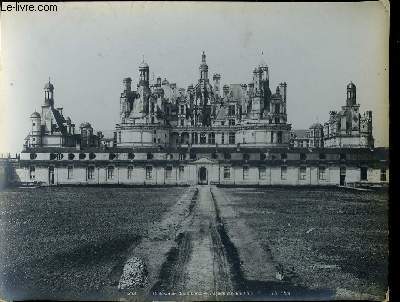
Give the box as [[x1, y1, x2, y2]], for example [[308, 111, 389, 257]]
[[0, 187, 186, 300], [220, 187, 389, 299]]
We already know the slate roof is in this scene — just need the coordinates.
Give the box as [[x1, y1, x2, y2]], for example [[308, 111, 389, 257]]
[[51, 108, 68, 135]]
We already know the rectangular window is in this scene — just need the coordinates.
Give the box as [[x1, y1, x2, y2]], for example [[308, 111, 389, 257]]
[[259, 167, 266, 179], [229, 119, 235, 126], [29, 166, 35, 180], [281, 166, 287, 180], [360, 167, 368, 181], [221, 133, 225, 144], [380, 168, 387, 182], [299, 166, 306, 180], [67, 166, 73, 179], [228, 132, 235, 144], [277, 131, 282, 144], [208, 132, 215, 144], [165, 166, 172, 179], [107, 166, 114, 179], [146, 166, 153, 180], [223, 166, 231, 179], [228, 105, 235, 116], [179, 166, 184, 179], [87, 166, 95, 180], [118, 131, 122, 143], [243, 166, 249, 180], [318, 167, 326, 180], [127, 166, 133, 179], [221, 121, 225, 126], [180, 105, 185, 114], [180, 119, 184, 126]]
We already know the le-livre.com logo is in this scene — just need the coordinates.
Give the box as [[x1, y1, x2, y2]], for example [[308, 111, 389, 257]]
[[1, 2, 58, 12]]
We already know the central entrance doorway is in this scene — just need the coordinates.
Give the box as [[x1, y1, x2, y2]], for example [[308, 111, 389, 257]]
[[198, 166, 208, 185]]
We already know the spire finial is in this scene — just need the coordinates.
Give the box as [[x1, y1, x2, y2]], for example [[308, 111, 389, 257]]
[[48, 76, 51, 83], [142, 54, 144, 62], [202, 51, 206, 63]]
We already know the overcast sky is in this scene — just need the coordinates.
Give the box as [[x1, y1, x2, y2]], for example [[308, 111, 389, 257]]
[[0, 1, 389, 153]]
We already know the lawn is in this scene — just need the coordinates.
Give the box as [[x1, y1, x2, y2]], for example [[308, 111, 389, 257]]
[[220, 187, 389, 299], [0, 186, 186, 300]]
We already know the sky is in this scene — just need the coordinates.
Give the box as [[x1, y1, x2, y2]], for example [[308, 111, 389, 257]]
[[0, 1, 389, 154]]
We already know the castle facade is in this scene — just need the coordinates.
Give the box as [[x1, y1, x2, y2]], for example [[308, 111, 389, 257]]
[[14, 52, 388, 187]]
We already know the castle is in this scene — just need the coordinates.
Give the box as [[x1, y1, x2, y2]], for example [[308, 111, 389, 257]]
[[14, 52, 387, 187]]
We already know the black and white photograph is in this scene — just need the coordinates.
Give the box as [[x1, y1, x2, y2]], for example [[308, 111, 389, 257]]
[[0, 1, 389, 301]]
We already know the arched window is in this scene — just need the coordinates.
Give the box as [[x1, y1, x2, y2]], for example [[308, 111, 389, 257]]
[[200, 133, 207, 144]]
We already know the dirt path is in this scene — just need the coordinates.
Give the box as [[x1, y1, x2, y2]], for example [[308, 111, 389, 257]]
[[118, 185, 335, 301], [148, 186, 233, 300], [179, 186, 233, 295]]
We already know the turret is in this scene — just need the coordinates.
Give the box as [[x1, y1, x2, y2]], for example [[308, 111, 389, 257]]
[[139, 61, 149, 87], [199, 51, 208, 82], [80, 122, 93, 147], [346, 82, 356, 106], [260, 65, 269, 82], [252, 67, 262, 95], [223, 85, 229, 97], [30, 111, 41, 147], [213, 73, 221, 96], [56, 107, 63, 116], [279, 82, 287, 102], [44, 80, 54, 107], [123, 77, 132, 92]]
